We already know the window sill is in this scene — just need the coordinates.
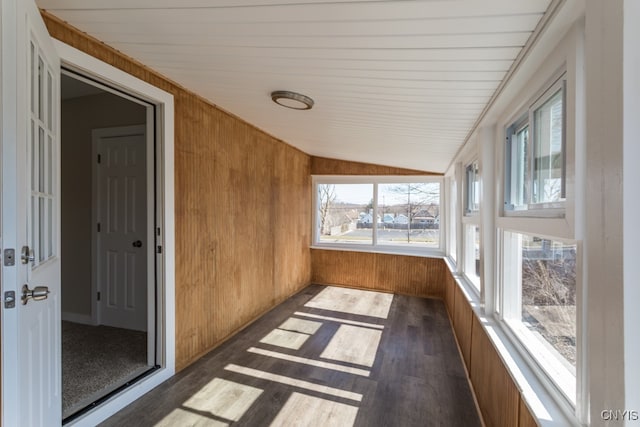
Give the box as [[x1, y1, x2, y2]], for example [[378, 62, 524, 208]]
[[502, 208, 565, 218], [446, 268, 579, 427], [310, 244, 445, 259]]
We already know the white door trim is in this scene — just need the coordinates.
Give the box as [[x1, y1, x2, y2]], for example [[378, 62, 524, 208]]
[[54, 40, 175, 426]]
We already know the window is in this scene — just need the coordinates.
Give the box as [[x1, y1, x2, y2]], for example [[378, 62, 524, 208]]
[[498, 72, 578, 409], [505, 77, 565, 212], [317, 183, 373, 245], [462, 159, 481, 291], [464, 225, 480, 289], [501, 231, 577, 403], [314, 177, 442, 253], [447, 178, 457, 262], [465, 161, 480, 215]]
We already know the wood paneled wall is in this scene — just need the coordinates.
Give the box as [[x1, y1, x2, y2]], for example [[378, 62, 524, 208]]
[[311, 249, 446, 299], [42, 12, 312, 371], [444, 269, 539, 427], [311, 156, 440, 176]]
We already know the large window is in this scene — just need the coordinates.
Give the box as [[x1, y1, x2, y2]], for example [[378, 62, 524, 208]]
[[314, 177, 442, 253], [501, 232, 577, 403], [505, 77, 565, 213], [499, 72, 577, 407]]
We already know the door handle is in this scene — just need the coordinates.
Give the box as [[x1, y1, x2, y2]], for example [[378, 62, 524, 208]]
[[20, 245, 35, 264], [21, 284, 50, 305], [132, 240, 143, 248]]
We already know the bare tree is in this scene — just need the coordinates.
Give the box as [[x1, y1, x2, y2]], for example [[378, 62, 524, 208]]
[[388, 183, 439, 242], [318, 184, 336, 235]]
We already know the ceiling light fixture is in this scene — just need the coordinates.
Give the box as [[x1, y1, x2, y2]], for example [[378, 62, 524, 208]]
[[271, 90, 314, 110]]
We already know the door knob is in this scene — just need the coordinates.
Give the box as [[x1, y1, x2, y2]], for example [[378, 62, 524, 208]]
[[20, 245, 35, 264], [21, 284, 49, 305], [132, 240, 143, 248]]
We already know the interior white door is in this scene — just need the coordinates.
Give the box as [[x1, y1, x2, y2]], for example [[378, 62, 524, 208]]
[[1, 0, 61, 425], [94, 126, 148, 332]]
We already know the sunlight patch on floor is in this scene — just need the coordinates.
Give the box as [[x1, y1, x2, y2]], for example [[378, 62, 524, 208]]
[[156, 378, 262, 426], [247, 347, 370, 377], [260, 328, 311, 350], [156, 407, 230, 427], [269, 392, 358, 427], [304, 286, 393, 319], [224, 364, 363, 402], [320, 324, 382, 367]]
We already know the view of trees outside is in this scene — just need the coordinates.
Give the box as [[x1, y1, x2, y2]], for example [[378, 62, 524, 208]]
[[318, 183, 373, 244], [520, 234, 576, 368], [317, 182, 440, 247]]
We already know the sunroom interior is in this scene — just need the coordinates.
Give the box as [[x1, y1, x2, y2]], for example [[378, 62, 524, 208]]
[[2, 0, 639, 426]]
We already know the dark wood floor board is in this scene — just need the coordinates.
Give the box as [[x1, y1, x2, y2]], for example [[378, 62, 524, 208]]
[[101, 284, 481, 427]]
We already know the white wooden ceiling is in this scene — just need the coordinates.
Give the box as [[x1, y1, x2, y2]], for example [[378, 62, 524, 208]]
[[39, 0, 551, 172]]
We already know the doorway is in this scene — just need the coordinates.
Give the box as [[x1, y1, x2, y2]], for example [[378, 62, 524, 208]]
[[60, 72, 155, 421]]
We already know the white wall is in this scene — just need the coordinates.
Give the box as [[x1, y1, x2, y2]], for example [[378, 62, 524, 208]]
[[61, 91, 145, 319]]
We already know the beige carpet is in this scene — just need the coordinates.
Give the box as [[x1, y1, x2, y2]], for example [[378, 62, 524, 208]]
[[62, 321, 149, 419]]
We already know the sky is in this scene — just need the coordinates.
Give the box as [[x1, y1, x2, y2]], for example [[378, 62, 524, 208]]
[[329, 183, 440, 206]]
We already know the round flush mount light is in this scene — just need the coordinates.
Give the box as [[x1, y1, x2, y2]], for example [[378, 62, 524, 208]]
[[271, 90, 314, 110]]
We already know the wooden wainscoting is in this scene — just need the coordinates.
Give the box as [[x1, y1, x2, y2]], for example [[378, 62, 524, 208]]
[[444, 269, 539, 427], [452, 285, 473, 369], [311, 155, 440, 176], [470, 315, 520, 427], [43, 12, 312, 371], [311, 249, 446, 299]]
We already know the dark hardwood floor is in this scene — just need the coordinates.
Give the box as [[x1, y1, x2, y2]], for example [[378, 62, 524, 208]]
[[101, 284, 482, 427]]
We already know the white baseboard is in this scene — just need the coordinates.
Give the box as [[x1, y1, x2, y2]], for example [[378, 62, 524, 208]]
[[62, 311, 94, 325]]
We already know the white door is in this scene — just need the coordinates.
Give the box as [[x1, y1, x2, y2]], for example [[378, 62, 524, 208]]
[[1, 0, 61, 425], [94, 126, 148, 332]]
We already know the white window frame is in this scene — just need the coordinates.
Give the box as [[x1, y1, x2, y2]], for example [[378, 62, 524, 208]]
[[461, 156, 481, 293], [498, 230, 578, 406], [446, 176, 457, 264], [311, 175, 444, 257], [495, 67, 579, 415], [504, 74, 567, 217], [464, 160, 481, 216]]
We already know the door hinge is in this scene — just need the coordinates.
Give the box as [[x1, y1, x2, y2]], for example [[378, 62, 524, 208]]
[[97, 291, 101, 302], [157, 245, 162, 254], [97, 154, 102, 164], [97, 223, 101, 232]]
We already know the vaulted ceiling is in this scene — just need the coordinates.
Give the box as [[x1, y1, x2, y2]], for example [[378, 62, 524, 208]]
[[38, 0, 552, 172]]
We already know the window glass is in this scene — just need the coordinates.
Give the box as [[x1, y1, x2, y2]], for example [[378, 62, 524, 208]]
[[533, 89, 564, 204], [519, 234, 576, 368], [377, 183, 440, 248], [317, 184, 373, 245], [512, 124, 529, 208], [502, 230, 577, 398], [505, 81, 565, 212], [464, 224, 480, 290], [465, 161, 480, 214]]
